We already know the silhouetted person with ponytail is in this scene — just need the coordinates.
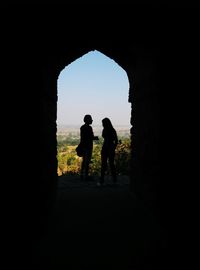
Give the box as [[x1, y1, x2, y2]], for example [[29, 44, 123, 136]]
[[97, 117, 118, 186], [80, 114, 98, 181]]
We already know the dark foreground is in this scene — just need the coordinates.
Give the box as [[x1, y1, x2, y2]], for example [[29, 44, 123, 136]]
[[31, 175, 168, 269]]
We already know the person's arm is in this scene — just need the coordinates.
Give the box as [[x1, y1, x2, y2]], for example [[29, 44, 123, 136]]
[[114, 130, 118, 148], [92, 127, 99, 140]]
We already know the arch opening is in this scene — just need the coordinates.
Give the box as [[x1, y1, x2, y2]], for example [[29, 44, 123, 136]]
[[56, 50, 131, 186]]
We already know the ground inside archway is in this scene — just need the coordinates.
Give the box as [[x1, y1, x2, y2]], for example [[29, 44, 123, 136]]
[[32, 175, 168, 269]]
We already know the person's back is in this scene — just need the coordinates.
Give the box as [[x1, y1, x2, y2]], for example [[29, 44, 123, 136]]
[[102, 117, 118, 151], [102, 126, 118, 149]]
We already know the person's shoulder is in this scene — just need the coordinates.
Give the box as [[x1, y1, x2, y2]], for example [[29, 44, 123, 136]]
[[80, 125, 85, 132]]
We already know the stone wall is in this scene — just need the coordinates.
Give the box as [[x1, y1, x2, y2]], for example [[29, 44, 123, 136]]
[[3, 4, 168, 247]]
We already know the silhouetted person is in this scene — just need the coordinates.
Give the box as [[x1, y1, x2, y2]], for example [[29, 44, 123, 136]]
[[97, 117, 118, 186], [80, 114, 98, 181]]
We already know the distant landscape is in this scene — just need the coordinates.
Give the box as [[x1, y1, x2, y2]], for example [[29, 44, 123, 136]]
[[57, 124, 131, 138], [56, 124, 131, 176]]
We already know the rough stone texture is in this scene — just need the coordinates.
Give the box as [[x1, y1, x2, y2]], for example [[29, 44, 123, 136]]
[[2, 4, 199, 269]]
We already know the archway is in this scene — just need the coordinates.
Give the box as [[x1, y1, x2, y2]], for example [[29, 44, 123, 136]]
[[36, 47, 163, 270], [56, 50, 131, 182]]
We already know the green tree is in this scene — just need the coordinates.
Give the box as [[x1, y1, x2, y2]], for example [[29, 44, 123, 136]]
[[57, 136, 131, 177], [115, 138, 131, 175]]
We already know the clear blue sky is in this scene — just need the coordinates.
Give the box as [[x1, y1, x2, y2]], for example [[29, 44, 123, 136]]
[[57, 50, 131, 127]]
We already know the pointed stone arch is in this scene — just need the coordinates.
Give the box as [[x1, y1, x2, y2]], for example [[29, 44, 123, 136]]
[[41, 41, 160, 212]]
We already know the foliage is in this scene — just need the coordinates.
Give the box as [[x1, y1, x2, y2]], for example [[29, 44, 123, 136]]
[[115, 138, 131, 175], [57, 135, 131, 176]]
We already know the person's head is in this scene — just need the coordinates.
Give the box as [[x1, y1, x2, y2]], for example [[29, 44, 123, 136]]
[[84, 114, 93, 125], [102, 117, 113, 128]]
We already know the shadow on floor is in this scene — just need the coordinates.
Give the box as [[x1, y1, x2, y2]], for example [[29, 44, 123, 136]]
[[31, 175, 168, 269]]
